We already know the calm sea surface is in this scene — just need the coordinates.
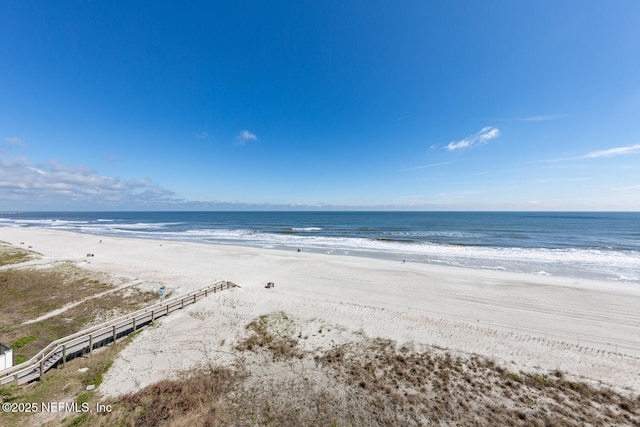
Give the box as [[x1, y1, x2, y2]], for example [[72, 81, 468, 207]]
[[1, 211, 638, 283]]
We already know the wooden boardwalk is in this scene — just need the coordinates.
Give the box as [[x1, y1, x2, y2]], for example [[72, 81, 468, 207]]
[[0, 280, 237, 385]]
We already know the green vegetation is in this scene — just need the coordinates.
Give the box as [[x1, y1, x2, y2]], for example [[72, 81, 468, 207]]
[[9, 336, 39, 365], [11, 335, 38, 349], [0, 241, 38, 267], [0, 384, 18, 403], [0, 262, 157, 363], [80, 359, 112, 387]]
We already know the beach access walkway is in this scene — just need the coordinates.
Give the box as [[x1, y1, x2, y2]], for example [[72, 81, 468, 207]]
[[0, 280, 238, 386]]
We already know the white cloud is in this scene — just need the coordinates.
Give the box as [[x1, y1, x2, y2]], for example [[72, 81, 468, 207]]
[[446, 127, 500, 151], [0, 154, 181, 208], [583, 144, 640, 158], [236, 130, 257, 145]]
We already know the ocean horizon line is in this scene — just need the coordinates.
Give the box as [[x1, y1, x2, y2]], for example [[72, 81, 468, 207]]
[[3, 209, 640, 214]]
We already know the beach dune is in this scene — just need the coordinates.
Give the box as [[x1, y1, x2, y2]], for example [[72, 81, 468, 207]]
[[2, 227, 639, 395]]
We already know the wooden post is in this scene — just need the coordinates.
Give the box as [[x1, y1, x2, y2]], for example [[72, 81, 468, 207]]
[[181, 299, 184, 309], [62, 345, 66, 367], [166, 304, 169, 315], [133, 317, 137, 332], [205, 289, 208, 297], [89, 334, 93, 354], [113, 325, 117, 343], [193, 294, 196, 303], [151, 309, 155, 323], [39, 360, 44, 380]]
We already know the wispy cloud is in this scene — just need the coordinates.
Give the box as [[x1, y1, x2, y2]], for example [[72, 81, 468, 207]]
[[0, 154, 181, 208], [583, 144, 640, 158], [529, 143, 640, 164], [446, 127, 500, 151], [521, 114, 571, 122], [236, 130, 257, 145], [196, 131, 209, 139], [400, 160, 457, 172], [25, 166, 46, 175]]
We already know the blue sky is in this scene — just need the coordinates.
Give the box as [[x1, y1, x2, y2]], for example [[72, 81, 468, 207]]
[[1, 1, 639, 210]]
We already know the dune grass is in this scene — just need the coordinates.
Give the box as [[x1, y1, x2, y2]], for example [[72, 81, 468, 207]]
[[1, 309, 638, 426], [0, 240, 158, 370], [0, 263, 157, 364], [46, 312, 640, 427], [0, 241, 38, 267]]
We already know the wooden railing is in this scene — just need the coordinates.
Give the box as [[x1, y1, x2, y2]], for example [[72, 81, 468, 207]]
[[0, 280, 238, 385]]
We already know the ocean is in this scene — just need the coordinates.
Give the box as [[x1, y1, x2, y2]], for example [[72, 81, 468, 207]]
[[1, 211, 638, 283]]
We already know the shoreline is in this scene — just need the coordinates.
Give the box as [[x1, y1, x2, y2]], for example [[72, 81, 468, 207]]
[[1, 227, 639, 395], [3, 223, 638, 285], [2, 211, 639, 285]]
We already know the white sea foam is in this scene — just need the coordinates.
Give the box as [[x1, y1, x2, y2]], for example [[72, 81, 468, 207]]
[[88, 227, 637, 267], [109, 222, 184, 230], [8, 219, 90, 229], [140, 228, 640, 279], [388, 230, 486, 239], [2, 217, 638, 283]]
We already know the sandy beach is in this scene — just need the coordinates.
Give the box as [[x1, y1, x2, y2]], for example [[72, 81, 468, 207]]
[[2, 226, 639, 396]]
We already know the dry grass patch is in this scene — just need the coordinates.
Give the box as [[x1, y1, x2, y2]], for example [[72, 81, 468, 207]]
[[67, 313, 640, 426], [317, 340, 640, 426], [3, 310, 635, 426], [235, 312, 304, 360], [0, 261, 158, 364], [4, 289, 158, 365], [0, 262, 113, 325], [0, 241, 38, 267], [94, 366, 246, 427]]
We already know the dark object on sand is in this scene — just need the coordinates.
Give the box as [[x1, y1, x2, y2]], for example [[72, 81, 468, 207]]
[[265, 282, 275, 289]]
